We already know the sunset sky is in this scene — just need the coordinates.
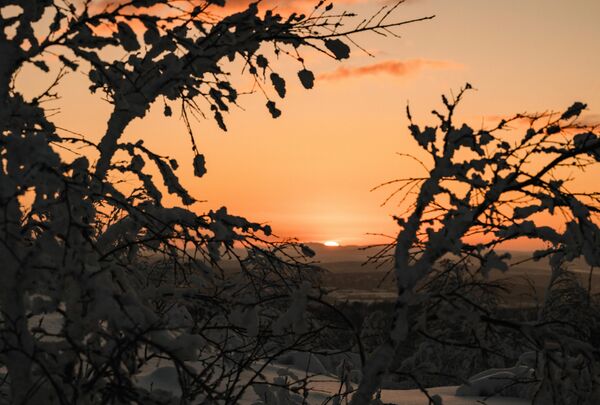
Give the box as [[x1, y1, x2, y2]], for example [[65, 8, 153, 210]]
[[23, 0, 600, 246]]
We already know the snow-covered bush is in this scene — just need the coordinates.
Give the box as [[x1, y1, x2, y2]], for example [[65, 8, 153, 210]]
[[392, 259, 515, 388], [540, 269, 598, 341], [352, 86, 600, 404], [0, 1, 426, 403], [522, 269, 600, 404], [360, 309, 391, 355], [456, 362, 534, 399], [529, 343, 600, 404], [452, 271, 600, 403]]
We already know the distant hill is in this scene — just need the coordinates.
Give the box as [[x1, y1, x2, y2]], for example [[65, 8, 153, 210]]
[[302, 243, 376, 264], [304, 245, 600, 303]]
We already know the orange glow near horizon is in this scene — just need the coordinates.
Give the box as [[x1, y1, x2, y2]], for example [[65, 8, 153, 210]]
[[324, 241, 341, 247], [16, 0, 600, 247]]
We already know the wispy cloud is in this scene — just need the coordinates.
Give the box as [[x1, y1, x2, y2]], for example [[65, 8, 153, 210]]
[[317, 58, 463, 81]]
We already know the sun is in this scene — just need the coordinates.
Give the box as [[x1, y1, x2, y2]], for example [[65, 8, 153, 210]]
[[323, 241, 340, 247]]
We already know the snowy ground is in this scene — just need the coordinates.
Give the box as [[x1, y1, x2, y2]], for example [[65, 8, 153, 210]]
[[277, 367, 531, 405], [378, 386, 529, 405], [135, 359, 531, 404], [30, 298, 533, 404]]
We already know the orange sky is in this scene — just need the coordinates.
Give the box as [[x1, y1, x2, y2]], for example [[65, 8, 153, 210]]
[[18, 0, 600, 246]]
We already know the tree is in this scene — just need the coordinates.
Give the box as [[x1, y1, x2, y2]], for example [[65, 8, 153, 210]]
[[352, 85, 600, 404], [0, 0, 430, 403]]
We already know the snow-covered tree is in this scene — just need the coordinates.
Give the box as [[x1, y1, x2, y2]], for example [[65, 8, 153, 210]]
[[352, 85, 600, 404], [0, 1, 428, 403]]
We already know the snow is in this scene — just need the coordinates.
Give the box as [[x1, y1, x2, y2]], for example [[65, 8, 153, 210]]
[[133, 359, 532, 405], [376, 386, 529, 405], [455, 365, 532, 397], [125, 343, 533, 405], [135, 366, 183, 398]]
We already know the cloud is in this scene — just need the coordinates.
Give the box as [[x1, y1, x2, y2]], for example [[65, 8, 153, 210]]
[[317, 58, 463, 81]]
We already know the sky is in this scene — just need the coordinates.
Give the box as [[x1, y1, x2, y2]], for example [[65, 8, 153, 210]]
[[21, 0, 600, 246]]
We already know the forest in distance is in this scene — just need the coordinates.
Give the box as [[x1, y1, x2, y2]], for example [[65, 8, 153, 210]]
[[1, 0, 600, 404], [222, 244, 600, 305]]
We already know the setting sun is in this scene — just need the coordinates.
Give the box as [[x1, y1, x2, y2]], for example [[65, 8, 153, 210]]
[[324, 241, 340, 247]]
